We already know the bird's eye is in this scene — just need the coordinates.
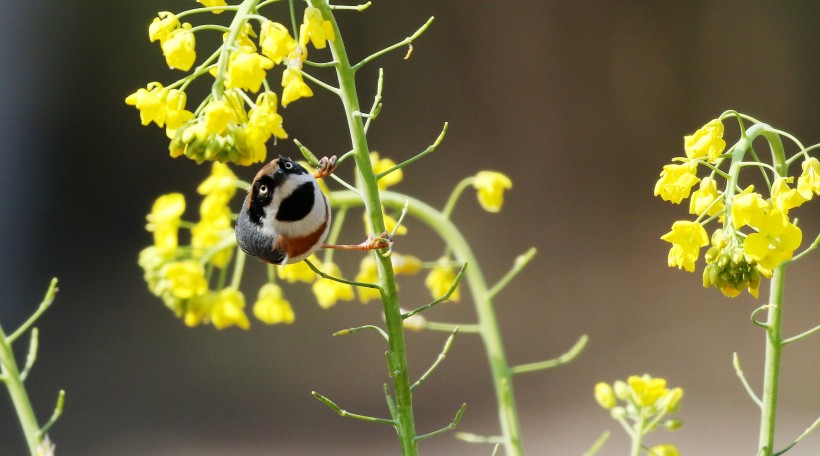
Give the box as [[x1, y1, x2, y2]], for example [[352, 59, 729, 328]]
[[258, 184, 268, 196], [284, 161, 293, 170]]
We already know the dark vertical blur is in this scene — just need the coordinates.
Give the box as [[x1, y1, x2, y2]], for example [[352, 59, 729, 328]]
[[0, 1, 818, 454]]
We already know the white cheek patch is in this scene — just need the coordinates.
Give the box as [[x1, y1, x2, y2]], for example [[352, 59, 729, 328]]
[[276, 185, 328, 238], [259, 174, 327, 239]]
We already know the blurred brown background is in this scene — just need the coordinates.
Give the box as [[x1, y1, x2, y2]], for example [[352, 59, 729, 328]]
[[1, 1, 818, 454]]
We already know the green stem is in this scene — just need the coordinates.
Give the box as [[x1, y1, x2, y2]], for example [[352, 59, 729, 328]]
[[0, 323, 41, 454], [630, 408, 646, 456], [212, 0, 260, 100], [331, 190, 525, 456], [758, 263, 785, 456], [309, 2, 417, 454]]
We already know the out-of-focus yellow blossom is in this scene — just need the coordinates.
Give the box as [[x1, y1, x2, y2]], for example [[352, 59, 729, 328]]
[[299, 6, 336, 49], [312, 261, 354, 308], [660, 220, 708, 272], [210, 288, 250, 330], [260, 21, 296, 64], [248, 92, 287, 140], [797, 157, 820, 200], [125, 82, 168, 127], [665, 387, 684, 413], [628, 375, 668, 407], [192, 216, 233, 268], [654, 160, 699, 204], [281, 67, 313, 107], [162, 260, 208, 299], [473, 171, 512, 213], [161, 23, 196, 71], [594, 382, 616, 409], [146, 193, 185, 250], [689, 177, 723, 216], [182, 293, 212, 327], [149, 12, 179, 43], [425, 258, 460, 302], [684, 119, 725, 162], [278, 256, 318, 283], [731, 189, 768, 229], [139, 245, 177, 296], [649, 444, 680, 456], [226, 48, 274, 93], [744, 208, 802, 273], [370, 152, 403, 189], [197, 0, 227, 13], [391, 253, 422, 275], [164, 89, 194, 138], [354, 256, 381, 303], [772, 177, 808, 214], [197, 162, 237, 199], [253, 283, 295, 324]]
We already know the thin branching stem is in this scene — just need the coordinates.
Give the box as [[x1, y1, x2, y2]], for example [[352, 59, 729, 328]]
[[733, 352, 763, 408], [410, 328, 458, 392]]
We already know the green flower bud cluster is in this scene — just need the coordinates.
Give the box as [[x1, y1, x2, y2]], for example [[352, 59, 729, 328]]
[[702, 230, 761, 298]]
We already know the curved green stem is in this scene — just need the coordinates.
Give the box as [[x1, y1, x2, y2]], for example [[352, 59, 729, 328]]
[[331, 190, 525, 456], [758, 265, 785, 456], [0, 323, 40, 454]]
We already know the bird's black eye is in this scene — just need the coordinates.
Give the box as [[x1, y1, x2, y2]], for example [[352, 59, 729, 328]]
[[258, 184, 269, 196], [284, 161, 293, 170]]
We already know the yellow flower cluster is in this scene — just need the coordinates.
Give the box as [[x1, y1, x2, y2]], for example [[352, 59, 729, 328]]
[[595, 375, 683, 455], [127, 5, 337, 165], [656, 118, 817, 298]]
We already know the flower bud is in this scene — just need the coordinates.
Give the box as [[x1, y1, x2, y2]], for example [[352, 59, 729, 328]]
[[664, 418, 684, 431], [594, 382, 616, 409]]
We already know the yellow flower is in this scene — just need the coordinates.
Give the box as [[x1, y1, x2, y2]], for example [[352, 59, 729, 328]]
[[146, 193, 186, 250], [278, 256, 318, 283], [354, 256, 381, 303], [684, 119, 725, 162], [226, 48, 274, 93], [164, 89, 193, 138], [744, 208, 802, 273], [772, 177, 808, 214], [660, 220, 708, 272], [731, 190, 768, 229], [281, 67, 313, 107], [197, 162, 238, 199], [797, 157, 820, 200], [311, 261, 354, 308], [253, 283, 295, 324], [648, 444, 680, 456], [125, 82, 168, 127], [392, 253, 422, 275], [299, 6, 335, 49], [425, 258, 460, 302], [594, 382, 616, 409], [162, 261, 208, 300], [203, 98, 237, 135], [191, 214, 233, 268], [260, 21, 296, 64], [369, 152, 402, 189], [628, 375, 668, 407], [689, 177, 723, 216], [473, 171, 513, 213], [210, 288, 250, 330], [197, 0, 227, 13], [183, 293, 213, 327], [665, 387, 683, 413], [161, 23, 196, 71], [654, 160, 699, 204], [148, 11, 179, 43], [248, 91, 287, 140]]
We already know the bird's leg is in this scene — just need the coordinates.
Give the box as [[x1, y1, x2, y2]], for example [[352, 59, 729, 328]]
[[322, 231, 392, 251], [313, 155, 338, 179]]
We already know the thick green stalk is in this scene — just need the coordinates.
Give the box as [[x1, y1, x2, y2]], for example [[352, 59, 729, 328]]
[[758, 265, 785, 456], [309, 2, 418, 454], [0, 324, 41, 455], [330, 190, 525, 456]]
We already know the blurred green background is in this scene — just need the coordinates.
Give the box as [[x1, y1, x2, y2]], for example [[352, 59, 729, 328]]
[[1, 1, 818, 454]]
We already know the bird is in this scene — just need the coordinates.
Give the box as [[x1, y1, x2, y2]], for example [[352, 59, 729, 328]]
[[235, 155, 390, 264]]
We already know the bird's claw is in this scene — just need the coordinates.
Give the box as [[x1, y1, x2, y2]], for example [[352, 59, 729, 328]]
[[314, 155, 338, 179]]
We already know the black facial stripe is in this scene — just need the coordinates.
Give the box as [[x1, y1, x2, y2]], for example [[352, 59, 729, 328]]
[[278, 155, 308, 175], [276, 181, 315, 222], [248, 175, 275, 225]]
